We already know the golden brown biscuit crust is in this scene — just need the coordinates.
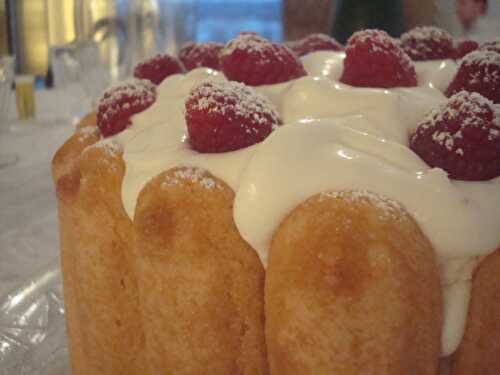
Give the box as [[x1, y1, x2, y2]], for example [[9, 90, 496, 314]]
[[134, 167, 268, 375], [53, 116, 146, 375], [451, 248, 500, 375], [266, 192, 442, 375]]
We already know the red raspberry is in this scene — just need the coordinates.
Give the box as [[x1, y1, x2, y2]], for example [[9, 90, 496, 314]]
[[185, 80, 281, 152], [179, 42, 224, 71], [339, 29, 417, 88], [480, 39, 500, 54], [220, 33, 307, 86], [410, 91, 500, 181], [288, 33, 343, 56], [97, 79, 156, 137], [400, 26, 455, 60], [445, 50, 500, 104], [178, 42, 196, 62], [454, 40, 479, 59], [133, 54, 185, 85]]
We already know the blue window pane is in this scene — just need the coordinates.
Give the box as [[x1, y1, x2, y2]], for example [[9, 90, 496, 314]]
[[194, 0, 283, 43]]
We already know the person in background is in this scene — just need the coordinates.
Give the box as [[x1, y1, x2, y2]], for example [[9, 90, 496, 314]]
[[456, 0, 500, 42]]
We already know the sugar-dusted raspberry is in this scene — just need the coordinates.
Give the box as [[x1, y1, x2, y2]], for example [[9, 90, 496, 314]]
[[400, 26, 455, 60], [480, 39, 500, 54], [445, 50, 500, 104], [185, 80, 281, 152], [97, 79, 156, 137], [288, 33, 343, 56], [339, 29, 417, 88], [133, 54, 185, 85], [410, 91, 500, 181], [220, 33, 307, 86], [454, 40, 479, 59], [179, 42, 224, 71]]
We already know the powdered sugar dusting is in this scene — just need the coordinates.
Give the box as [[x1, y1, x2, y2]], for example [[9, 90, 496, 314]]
[[180, 42, 224, 69], [220, 33, 269, 58], [98, 79, 156, 122], [161, 167, 222, 190], [78, 126, 100, 142], [347, 29, 414, 70], [459, 50, 500, 85], [461, 50, 500, 67], [416, 90, 500, 151], [289, 33, 343, 56], [304, 33, 340, 44], [480, 39, 500, 54], [400, 26, 453, 59], [319, 190, 403, 219], [93, 138, 122, 157], [187, 79, 281, 127]]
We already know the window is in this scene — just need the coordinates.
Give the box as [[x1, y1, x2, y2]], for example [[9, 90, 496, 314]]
[[179, 0, 283, 43]]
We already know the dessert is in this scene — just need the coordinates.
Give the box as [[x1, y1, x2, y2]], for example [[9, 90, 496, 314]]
[[301, 28, 458, 93], [266, 192, 442, 374], [185, 80, 281, 152], [410, 91, 500, 181], [133, 53, 185, 84], [179, 42, 224, 71], [480, 39, 500, 54], [220, 33, 306, 86], [455, 40, 479, 59], [400, 26, 455, 61], [445, 50, 500, 104], [134, 167, 268, 374], [286, 33, 343, 56], [53, 30, 500, 374]]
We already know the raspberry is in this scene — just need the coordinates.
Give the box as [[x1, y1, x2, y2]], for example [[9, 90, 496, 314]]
[[480, 39, 500, 54], [454, 40, 479, 59], [445, 50, 500, 104], [178, 42, 196, 62], [179, 42, 224, 71], [133, 54, 185, 85], [339, 29, 417, 88], [288, 33, 343, 56], [220, 33, 307, 86], [400, 26, 455, 60], [410, 91, 500, 181], [185, 80, 281, 152], [97, 79, 156, 137]]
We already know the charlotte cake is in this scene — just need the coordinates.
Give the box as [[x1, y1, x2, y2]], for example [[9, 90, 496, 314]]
[[53, 28, 500, 374]]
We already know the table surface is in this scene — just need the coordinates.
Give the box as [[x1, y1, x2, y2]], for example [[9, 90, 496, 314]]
[[0, 89, 88, 298]]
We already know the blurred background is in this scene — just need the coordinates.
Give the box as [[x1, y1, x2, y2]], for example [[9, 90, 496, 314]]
[[1, 0, 499, 84]]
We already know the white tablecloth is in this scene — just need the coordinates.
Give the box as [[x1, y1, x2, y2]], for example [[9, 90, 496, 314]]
[[0, 89, 88, 297]]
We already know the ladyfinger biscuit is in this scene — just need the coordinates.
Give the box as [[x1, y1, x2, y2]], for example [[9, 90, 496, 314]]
[[52, 112, 99, 181], [450, 248, 500, 375], [134, 167, 268, 375], [266, 191, 442, 375], [54, 141, 146, 375], [53, 114, 99, 375]]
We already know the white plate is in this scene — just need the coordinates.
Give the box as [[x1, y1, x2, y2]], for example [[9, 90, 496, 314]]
[[0, 266, 70, 375]]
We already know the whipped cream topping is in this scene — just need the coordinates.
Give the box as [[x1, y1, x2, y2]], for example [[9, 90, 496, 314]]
[[101, 60, 500, 357], [301, 50, 458, 92]]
